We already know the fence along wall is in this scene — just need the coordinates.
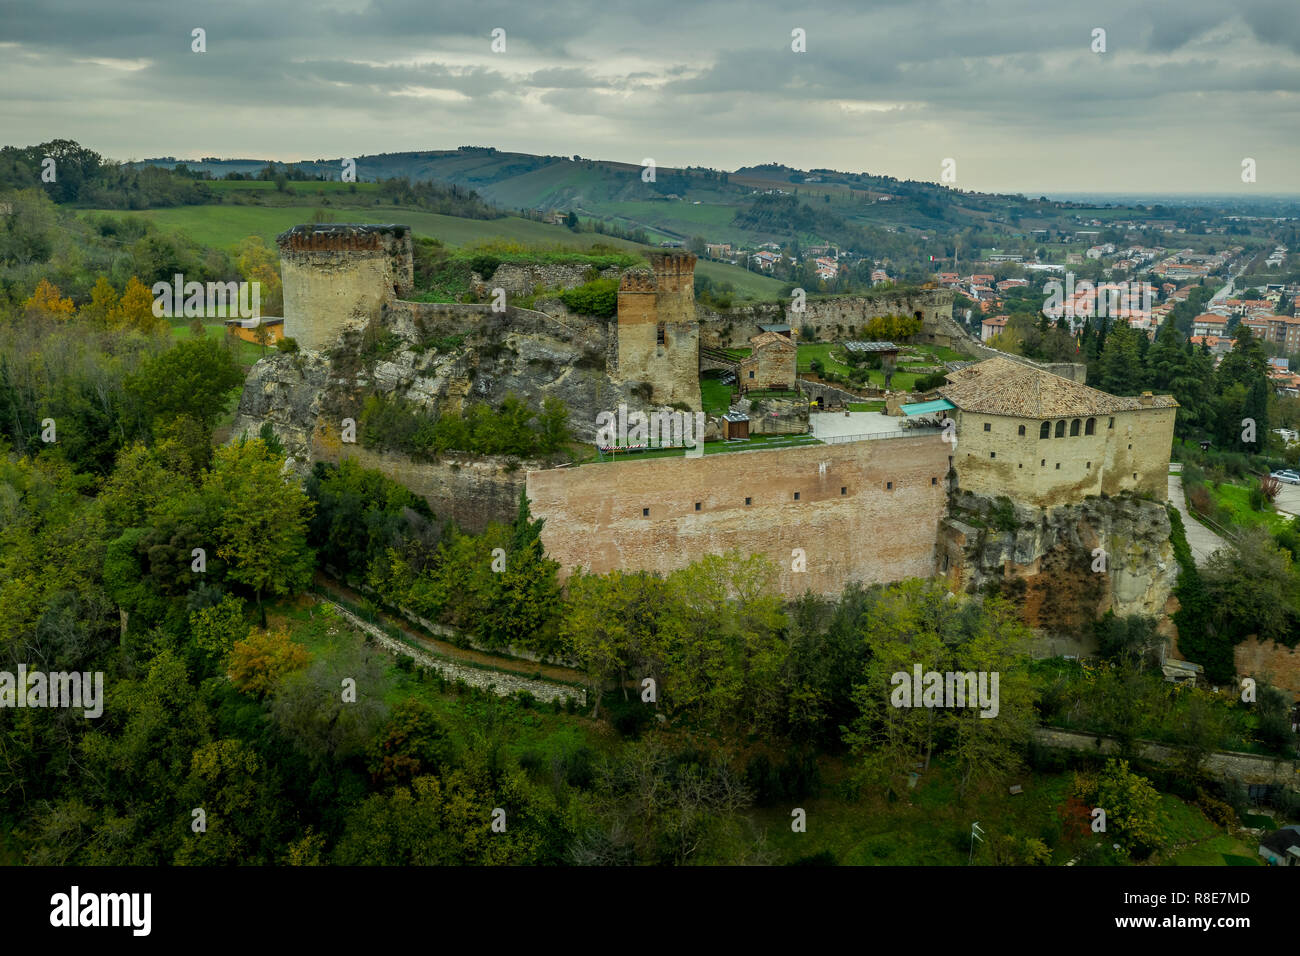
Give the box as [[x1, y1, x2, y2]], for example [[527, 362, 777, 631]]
[[526, 435, 951, 599]]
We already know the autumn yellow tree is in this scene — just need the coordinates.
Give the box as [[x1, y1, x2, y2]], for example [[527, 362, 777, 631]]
[[23, 278, 75, 320], [109, 275, 167, 334], [228, 626, 313, 698], [78, 276, 119, 326], [235, 236, 283, 315]]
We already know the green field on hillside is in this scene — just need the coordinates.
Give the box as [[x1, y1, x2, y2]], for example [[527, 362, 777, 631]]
[[81, 203, 785, 300], [693, 259, 786, 299]]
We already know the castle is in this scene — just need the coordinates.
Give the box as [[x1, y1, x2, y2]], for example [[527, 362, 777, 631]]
[[240, 223, 1177, 618]]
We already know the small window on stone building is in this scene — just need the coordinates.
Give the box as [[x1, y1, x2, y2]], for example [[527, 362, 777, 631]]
[[983, 422, 991, 432], [1128, 444, 1132, 450], [841, 487, 847, 495], [1041, 459, 1046, 467], [1054, 420, 1065, 438], [745, 497, 752, 506], [656, 322, 665, 346], [1085, 418, 1096, 435], [1055, 463, 1060, 470], [1086, 462, 1091, 469], [643, 507, 650, 516], [886, 481, 893, 490], [1070, 419, 1081, 437], [1040, 421, 1050, 439], [931, 477, 937, 485], [1133, 473, 1137, 480], [748, 370, 754, 379], [1108, 417, 1114, 429], [794, 492, 800, 500], [1018, 424, 1026, 436], [990, 452, 996, 459], [694, 502, 701, 511], [1018, 464, 1022, 469]]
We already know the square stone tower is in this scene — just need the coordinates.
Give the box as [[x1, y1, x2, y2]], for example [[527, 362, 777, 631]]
[[615, 252, 701, 408]]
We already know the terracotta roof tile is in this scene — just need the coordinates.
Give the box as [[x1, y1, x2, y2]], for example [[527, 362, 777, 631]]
[[939, 357, 1178, 417]]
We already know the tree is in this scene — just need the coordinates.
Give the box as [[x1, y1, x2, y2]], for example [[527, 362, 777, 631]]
[[205, 437, 315, 626], [1099, 324, 1146, 396], [235, 236, 283, 315], [1093, 759, 1164, 858], [478, 491, 564, 655], [23, 278, 75, 320], [269, 638, 390, 768], [109, 276, 165, 335], [190, 594, 249, 675], [844, 580, 1037, 798], [369, 699, 454, 788], [78, 277, 119, 326], [125, 337, 243, 433], [1202, 527, 1300, 645], [227, 625, 312, 697]]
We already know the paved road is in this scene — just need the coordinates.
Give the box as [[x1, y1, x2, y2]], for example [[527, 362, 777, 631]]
[[1167, 474, 1231, 565], [1273, 480, 1300, 519]]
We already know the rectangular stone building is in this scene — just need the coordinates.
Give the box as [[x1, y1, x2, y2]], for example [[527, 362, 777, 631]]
[[739, 330, 797, 391], [939, 357, 1177, 507]]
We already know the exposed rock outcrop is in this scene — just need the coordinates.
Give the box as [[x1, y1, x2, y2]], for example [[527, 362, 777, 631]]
[[940, 491, 1179, 648]]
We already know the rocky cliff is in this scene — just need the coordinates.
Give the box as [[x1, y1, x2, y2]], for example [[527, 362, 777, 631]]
[[940, 491, 1179, 650]]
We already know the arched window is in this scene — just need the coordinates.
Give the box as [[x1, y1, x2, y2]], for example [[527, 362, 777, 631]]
[[1040, 421, 1050, 439], [1054, 420, 1065, 438], [1018, 424, 1026, 436], [1070, 418, 1081, 437], [1085, 417, 1096, 435]]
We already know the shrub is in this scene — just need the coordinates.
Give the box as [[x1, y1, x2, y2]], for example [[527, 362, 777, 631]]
[[913, 372, 949, 392], [559, 278, 618, 317], [467, 254, 501, 280], [276, 336, 299, 353]]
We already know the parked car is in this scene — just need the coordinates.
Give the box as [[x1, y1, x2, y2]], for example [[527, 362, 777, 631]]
[[1270, 469, 1300, 485]]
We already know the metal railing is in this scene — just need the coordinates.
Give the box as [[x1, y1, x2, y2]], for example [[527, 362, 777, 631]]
[[819, 426, 944, 444]]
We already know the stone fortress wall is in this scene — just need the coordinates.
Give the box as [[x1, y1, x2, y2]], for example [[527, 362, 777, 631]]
[[258, 223, 1176, 643], [526, 434, 951, 600]]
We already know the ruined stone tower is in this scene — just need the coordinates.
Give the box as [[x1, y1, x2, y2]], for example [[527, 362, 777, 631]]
[[277, 224, 413, 351], [615, 251, 701, 408]]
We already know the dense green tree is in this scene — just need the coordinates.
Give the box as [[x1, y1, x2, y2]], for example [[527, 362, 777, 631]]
[[205, 437, 315, 626], [125, 337, 243, 434]]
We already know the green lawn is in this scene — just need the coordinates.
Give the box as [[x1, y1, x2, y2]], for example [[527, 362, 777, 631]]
[[1164, 834, 1262, 866], [797, 343, 852, 376], [1205, 481, 1295, 534], [700, 376, 734, 416], [169, 320, 266, 367], [848, 401, 886, 412]]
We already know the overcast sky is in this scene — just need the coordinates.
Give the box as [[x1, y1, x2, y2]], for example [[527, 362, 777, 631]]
[[2, 0, 1298, 195]]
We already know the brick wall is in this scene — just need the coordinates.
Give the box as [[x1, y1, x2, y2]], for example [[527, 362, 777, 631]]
[[1235, 637, 1300, 700], [616, 253, 701, 407], [526, 434, 950, 598]]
